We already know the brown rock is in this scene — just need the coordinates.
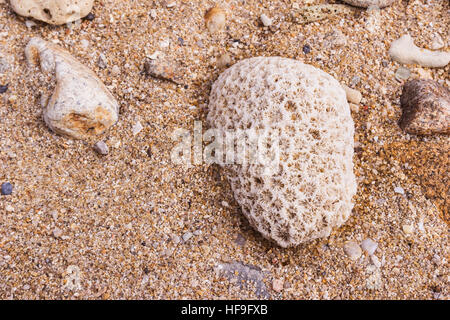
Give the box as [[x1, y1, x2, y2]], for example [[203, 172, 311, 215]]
[[204, 6, 226, 33], [399, 80, 450, 135], [144, 59, 181, 84]]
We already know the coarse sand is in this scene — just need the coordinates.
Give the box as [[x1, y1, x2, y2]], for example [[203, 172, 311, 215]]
[[0, 0, 448, 299]]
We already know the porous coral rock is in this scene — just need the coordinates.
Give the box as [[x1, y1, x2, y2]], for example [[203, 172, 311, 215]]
[[207, 57, 356, 247], [25, 37, 119, 139], [10, 0, 94, 25]]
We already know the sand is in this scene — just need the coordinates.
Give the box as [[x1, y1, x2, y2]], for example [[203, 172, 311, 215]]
[[0, 0, 448, 299]]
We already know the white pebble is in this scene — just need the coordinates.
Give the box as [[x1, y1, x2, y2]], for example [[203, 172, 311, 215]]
[[260, 14, 272, 27], [402, 224, 414, 235], [431, 33, 445, 50], [80, 39, 90, 49], [343, 85, 362, 104], [25, 20, 37, 28], [111, 65, 121, 76], [344, 241, 362, 260], [361, 238, 378, 255], [93, 141, 109, 155], [394, 186, 405, 194], [182, 232, 193, 242], [132, 121, 143, 136]]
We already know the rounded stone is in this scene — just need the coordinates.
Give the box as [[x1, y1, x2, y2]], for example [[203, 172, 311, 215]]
[[1, 182, 13, 195], [340, 0, 395, 8], [344, 241, 362, 260]]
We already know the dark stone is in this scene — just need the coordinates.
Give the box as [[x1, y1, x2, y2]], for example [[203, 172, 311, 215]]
[[1, 182, 13, 195], [399, 80, 450, 135], [0, 84, 8, 94], [302, 44, 311, 54]]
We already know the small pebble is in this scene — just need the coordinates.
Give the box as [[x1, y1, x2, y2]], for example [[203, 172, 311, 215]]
[[84, 13, 95, 21], [302, 44, 311, 54], [132, 121, 143, 136], [5, 204, 14, 212], [343, 85, 362, 104], [260, 14, 272, 27], [0, 84, 8, 94], [93, 141, 109, 155], [25, 20, 36, 28], [431, 34, 445, 50], [111, 65, 121, 76], [216, 53, 232, 68], [193, 230, 202, 236], [344, 241, 362, 260], [394, 186, 405, 194], [361, 238, 378, 255], [349, 103, 360, 113], [1, 182, 13, 195], [402, 224, 414, 234], [205, 6, 226, 33], [182, 232, 193, 242], [272, 279, 284, 293], [395, 66, 411, 81], [98, 53, 108, 69]]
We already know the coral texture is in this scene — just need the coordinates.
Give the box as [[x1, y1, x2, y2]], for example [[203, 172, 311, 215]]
[[10, 0, 94, 25], [207, 57, 357, 247]]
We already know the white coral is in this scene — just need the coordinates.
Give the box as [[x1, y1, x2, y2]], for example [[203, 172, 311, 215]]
[[389, 34, 450, 68], [207, 57, 356, 247]]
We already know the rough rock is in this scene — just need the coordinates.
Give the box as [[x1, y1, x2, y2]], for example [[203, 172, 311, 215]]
[[260, 14, 272, 27], [361, 238, 378, 255], [399, 80, 450, 135], [204, 6, 226, 33], [207, 57, 356, 247], [10, 0, 94, 25], [340, 0, 395, 8], [389, 34, 450, 68], [25, 38, 119, 139]]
